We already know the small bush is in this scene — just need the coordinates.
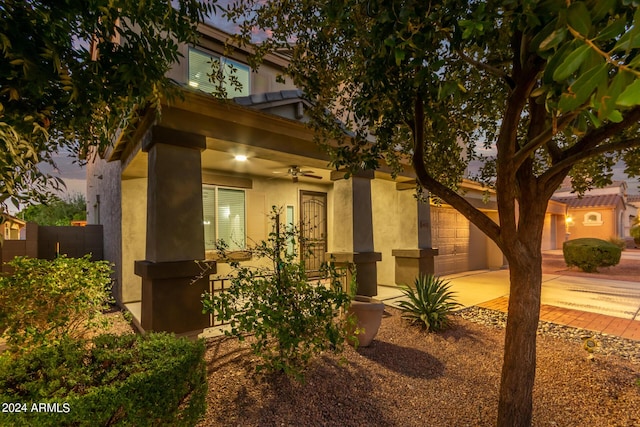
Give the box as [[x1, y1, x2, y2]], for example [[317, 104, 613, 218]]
[[631, 225, 640, 245], [607, 236, 626, 250], [0, 333, 207, 426], [202, 207, 353, 380], [563, 238, 622, 273], [0, 255, 113, 352], [397, 274, 461, 332]]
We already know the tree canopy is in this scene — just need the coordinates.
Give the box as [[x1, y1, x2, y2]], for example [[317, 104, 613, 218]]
[[222, 0, 640, 425], [0, 0, 215, 211], [17, 193, 86, 226]]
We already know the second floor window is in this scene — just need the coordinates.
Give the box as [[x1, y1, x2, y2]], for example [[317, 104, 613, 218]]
[[188, 47, 250, 98]]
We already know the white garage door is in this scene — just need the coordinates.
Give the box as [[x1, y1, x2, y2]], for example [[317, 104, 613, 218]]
[[431, 207, 470, 276]]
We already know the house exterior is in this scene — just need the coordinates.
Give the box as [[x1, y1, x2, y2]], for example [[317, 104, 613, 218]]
[[552, 180, 636, 240], [1, 214, 26, 241], [86, 24, 564, 336]]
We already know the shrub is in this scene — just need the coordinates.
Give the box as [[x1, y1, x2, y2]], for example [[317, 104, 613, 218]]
[[202, 207, 353, 380], [631, 225, 640, 245], [563, 238, 622, 273], [397, 274, 461, 332], [607, 236, 626, 250], [0, 333, 207, 426], [0, 255, 113, 352]]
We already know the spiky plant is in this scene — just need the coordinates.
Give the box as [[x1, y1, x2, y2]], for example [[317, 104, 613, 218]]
[[397, 274, 461, 332]]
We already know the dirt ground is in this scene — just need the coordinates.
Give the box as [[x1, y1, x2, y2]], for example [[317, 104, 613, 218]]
[[542, 248, 640, 282]]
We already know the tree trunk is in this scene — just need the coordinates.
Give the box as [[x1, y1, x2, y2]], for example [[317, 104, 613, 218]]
[[497, 241, 543, 426]]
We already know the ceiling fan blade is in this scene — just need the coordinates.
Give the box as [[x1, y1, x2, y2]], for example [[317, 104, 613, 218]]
[[301, 173, 322, 179]]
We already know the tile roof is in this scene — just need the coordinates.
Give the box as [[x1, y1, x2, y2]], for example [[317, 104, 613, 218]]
[[628, 194, 640, 203], [552, 194, 623, 208], [233, 90, 305, 107]]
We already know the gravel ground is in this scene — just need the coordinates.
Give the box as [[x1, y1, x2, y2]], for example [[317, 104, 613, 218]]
[[198, 307, 640, 427]]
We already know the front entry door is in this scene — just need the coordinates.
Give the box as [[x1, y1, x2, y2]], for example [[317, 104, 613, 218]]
[[300, 191, 327, 275]]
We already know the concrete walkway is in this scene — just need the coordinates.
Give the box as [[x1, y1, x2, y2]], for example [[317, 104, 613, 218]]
[[377, 258, 640, 341]]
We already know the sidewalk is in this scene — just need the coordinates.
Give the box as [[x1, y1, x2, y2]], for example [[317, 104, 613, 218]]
[[376, 266, 640, 341], [478, 296, 640, 341]]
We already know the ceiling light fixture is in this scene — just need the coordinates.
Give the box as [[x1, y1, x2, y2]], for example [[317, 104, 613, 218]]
[[235, 155, 248, 161]]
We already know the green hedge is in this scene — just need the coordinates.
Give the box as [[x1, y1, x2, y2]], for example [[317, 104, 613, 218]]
[[563, 238, 622, 273], [0, 333, 207, 426]]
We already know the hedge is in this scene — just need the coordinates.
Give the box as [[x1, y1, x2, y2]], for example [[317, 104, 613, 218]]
[[563, 238, 622, 273], [0, 333, 207, 426]]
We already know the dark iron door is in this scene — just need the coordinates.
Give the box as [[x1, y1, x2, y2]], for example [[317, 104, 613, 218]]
[[300, 191, 327, 275]]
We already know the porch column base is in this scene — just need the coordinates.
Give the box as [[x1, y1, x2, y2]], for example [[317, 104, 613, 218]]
[[392, 248, 439, 287], [134, 260, 216, 335], [326, 252, 382, 297]]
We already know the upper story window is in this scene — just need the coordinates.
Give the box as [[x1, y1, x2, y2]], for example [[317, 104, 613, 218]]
[[583, 211, 603, 226], [188, 47, 250, 98]]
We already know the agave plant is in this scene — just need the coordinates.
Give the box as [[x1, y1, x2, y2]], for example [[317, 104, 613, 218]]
[[397, 274, 461, 332]]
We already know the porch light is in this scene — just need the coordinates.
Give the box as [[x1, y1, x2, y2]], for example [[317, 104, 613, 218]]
[[188, 81, 199, 88], [566, 215, 574, 226], [234, 155, 247, 161]]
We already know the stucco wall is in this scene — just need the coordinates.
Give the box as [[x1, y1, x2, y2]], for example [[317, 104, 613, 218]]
[[371, 179, 421, 286], [121, 178, 147, 303], [567, 208, 617, 241], [86, 155, 123, 304]]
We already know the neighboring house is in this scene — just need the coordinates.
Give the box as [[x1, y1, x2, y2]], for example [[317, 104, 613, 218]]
[[2, 214, 26, 241], [628, 194, 640, 227], [86, 24, 564, 336], [552, 180, 636, 240]]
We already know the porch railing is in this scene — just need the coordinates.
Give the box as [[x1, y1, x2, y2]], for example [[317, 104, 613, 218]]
[[206, 268, 349, 328]]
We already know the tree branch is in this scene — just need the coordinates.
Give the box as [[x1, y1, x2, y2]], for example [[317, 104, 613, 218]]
[[453, 47, 515, 89], [512, 111, 579, 168], [411, 95, 503, 248], [542, 137, 640, 183]]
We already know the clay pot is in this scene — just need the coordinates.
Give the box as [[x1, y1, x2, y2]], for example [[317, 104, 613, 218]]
[[347, 295, 385, 347]]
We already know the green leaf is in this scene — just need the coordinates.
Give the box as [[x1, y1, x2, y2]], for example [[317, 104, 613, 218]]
[[558, 63, 608, 112], [567, 2, 592, 36], [616, 79, 640, 107], [394, 48, 405, 65], [538, 27, 567, 51], [543, 41, 575, 83], [591, 0, 616, 22], [599, 70, 634, 119], [553, 43, 591, 81], [595, 17, 628, 41]]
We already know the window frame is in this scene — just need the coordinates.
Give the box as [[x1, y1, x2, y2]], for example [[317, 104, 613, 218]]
[[187, 46, 251, 97], [582, 211, 603, 226], [202, 185, 247, 251]]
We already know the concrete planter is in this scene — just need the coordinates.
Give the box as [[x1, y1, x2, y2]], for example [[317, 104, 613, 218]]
[[347, 295, 385, 347]]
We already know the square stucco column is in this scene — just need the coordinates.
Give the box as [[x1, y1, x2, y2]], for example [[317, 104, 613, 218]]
[[328, 170, 381, 297], [134, 127, 214, 336], [392, 197, 438, 286]]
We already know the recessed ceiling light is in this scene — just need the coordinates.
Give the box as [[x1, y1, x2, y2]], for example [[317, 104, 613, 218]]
[[235, 155, 248, 161]]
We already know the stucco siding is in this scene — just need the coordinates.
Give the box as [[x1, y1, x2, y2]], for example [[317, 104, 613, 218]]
[[567, 208, 617, 240], [371, 179, 419, 286], [121, 178, 147, 303]]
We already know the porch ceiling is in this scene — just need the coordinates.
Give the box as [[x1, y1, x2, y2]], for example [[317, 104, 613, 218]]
[[122, 144, 334, 183]]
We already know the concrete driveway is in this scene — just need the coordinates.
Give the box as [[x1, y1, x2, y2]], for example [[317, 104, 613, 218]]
[[378, 251, 640, 321]]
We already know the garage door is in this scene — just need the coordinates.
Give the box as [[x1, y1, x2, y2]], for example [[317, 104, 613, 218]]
[[431, 207, 470, 275]]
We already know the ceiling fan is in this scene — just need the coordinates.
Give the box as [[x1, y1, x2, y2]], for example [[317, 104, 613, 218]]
[[273, 165, 322, 182]]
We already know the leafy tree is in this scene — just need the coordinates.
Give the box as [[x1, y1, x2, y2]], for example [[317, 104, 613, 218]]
[[18, 193, 86, 226], [0, 0, 215, 213], [222, 0, 640, 425]]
